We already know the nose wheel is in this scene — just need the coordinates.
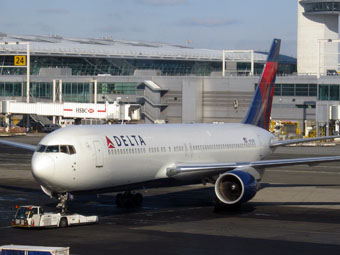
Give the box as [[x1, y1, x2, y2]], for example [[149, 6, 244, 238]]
[[56, 193, 73, 214], [115, 191, 143, 208]]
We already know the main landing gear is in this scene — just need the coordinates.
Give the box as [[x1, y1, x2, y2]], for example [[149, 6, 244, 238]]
[[115, 191, 143, 208]]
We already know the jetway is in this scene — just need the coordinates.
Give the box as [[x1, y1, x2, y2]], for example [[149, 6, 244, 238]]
[[1, 98, 141, 129]]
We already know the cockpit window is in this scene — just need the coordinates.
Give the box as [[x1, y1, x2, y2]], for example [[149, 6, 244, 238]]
[[36, 144, 47, 152], [68, 145, 76, 154], [37, 144, 76, 154], [46, 145, 59, 153], [60, 145, 69, 154]]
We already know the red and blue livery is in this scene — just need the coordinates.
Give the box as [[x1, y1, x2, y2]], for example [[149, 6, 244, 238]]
[[243, 39, 281, 130]]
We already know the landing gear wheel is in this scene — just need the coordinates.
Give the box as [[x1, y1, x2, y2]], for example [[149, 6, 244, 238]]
[[57, 194, 68, 214], [59, 217, 68, 228], [56, 193, 73, 214]]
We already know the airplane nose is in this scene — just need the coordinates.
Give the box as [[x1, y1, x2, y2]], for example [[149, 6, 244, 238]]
[[31, 153, 55, 185]]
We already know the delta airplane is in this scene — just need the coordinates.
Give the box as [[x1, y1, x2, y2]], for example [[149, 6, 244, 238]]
[[1, 39, 340, 211]]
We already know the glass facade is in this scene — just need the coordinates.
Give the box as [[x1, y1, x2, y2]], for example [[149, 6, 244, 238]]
[[62, 83, 90, 103], [303, 2, 340, 13], [98, 82, 137, 95], [237, 63, 263, 75], [0, 55, 297, 77], [318, 84, 340, 101], [30, 82, 52, 99], [274, 84, 317, 97], [281, 84, 295, 96], [0, 55, 223, 76], [0, 82, 21, 96], [0, 81, 138, 102], [238, 63, 296, 76]]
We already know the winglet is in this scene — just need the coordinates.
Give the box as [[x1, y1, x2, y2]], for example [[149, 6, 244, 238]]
[[242, 39, 281, 130]]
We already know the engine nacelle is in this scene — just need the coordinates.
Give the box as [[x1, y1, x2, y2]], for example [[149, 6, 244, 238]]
[[214, 170, 257, 205]]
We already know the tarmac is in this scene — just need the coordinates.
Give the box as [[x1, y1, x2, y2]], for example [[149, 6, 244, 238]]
[[1, 134, 340, 254]]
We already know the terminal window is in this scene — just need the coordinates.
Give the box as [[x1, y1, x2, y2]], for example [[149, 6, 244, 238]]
[[272, 83, 317, 97], [319, 84, 340, 101]]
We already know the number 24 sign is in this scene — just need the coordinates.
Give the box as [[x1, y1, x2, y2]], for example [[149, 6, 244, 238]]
[[14, 56, 26, 66]]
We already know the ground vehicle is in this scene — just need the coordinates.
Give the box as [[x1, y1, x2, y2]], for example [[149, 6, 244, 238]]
[[0, 245, 69, 255], [11, 205, 98, 228], [42, 124, 60, 132]]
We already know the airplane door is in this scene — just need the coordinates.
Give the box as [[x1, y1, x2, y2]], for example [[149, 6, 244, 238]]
[[184, 143, 193, 160], [93, 140, 104, 168]]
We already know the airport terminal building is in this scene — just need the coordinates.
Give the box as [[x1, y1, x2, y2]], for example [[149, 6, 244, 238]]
[[0, 33, 297, 123], [1, 1, 340, 136]]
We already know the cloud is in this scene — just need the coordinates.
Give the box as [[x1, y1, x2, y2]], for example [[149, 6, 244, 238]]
[[178, 17, 241, 27], [136, 0, 188, 6]]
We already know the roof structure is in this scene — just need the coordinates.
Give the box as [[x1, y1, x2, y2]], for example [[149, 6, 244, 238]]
[[0, 33, 295, 64]]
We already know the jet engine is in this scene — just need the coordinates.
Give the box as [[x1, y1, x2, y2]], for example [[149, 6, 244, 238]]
[[214, 170, 257, 205]]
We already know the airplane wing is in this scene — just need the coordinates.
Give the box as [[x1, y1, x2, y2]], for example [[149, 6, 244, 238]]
[[167, 156, 340, 178], [0, 139, 37, 151], [270, 135, 340, 147]]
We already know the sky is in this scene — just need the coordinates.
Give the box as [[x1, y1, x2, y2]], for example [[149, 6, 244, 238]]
[[1, 0, 298, 56]]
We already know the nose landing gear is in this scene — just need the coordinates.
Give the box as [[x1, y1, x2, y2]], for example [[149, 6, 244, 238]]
[[115, 191, 143, 208], [56, 193, 73, 214]]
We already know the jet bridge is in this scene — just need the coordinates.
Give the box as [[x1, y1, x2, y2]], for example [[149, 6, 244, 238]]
[[0, 98, 141, 129]]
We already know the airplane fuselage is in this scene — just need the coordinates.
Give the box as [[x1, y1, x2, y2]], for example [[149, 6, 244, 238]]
[[31, 123, 274, 194]]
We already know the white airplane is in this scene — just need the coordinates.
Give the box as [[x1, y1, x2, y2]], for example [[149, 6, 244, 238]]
[[1, 39, 340, 211]]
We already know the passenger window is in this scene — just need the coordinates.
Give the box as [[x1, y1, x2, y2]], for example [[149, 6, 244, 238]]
[[60, 145, 69, 154], [68, 146, 76, 155], [46, 145, 59, 153]]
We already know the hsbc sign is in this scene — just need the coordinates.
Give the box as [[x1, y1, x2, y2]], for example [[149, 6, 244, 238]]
[[76, 108, 94, 114], [62, 102, 116, 119], [75, 108, 86, 113]]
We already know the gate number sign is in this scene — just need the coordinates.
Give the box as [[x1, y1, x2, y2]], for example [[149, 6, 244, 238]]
[[14, 56, 26, 66]]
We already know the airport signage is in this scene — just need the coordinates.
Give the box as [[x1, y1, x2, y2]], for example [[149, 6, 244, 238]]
[[76, 107, 94, 114], [14, 56, 26, 66]]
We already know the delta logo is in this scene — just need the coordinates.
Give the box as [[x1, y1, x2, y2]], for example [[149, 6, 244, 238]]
[[106, 136, 115, 149], [105, 135, 146, 149]]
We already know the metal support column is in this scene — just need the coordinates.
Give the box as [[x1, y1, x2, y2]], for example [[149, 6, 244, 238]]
[[4, 115, 10, 132], [222, 51, 226, 77], [26, 43, 30, 103], [94, 80, 97, 104], [250, 50, 254, 76], [59, 80, 63, 103], [52, 80, 56, 124]]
